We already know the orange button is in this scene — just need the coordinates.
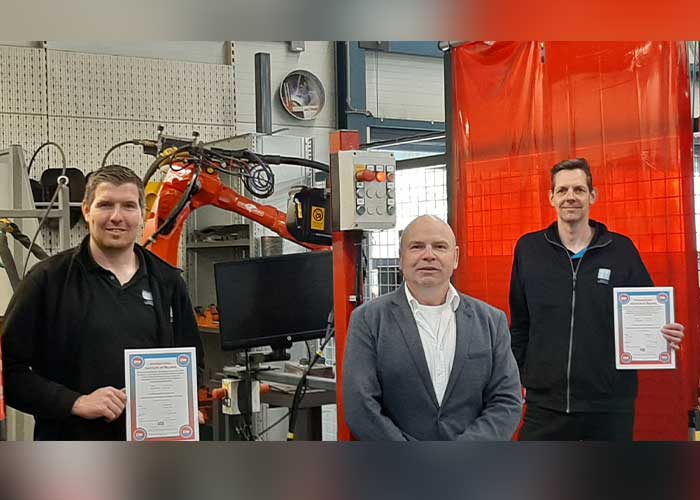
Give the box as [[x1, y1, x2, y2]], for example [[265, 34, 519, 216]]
[[376, 172, 386, 182], [363, 169, 376, 182]]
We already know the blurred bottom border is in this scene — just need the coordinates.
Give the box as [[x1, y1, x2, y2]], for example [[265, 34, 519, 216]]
[[0, 442, 698, 500]]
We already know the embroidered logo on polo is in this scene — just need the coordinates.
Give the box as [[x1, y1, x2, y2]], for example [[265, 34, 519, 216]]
[[597, 268, 611, 285], [142, 289, 154, 307]]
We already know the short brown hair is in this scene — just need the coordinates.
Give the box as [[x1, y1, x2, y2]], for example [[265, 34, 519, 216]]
[[83, 164, 145, 209], [550, 158, 593, 192]]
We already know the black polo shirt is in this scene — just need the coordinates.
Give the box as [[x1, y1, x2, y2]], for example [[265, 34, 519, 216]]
[[74, 246, 159, 440]]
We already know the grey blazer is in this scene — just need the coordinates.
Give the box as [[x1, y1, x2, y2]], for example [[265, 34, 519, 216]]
[[342, 285, 522, 441]]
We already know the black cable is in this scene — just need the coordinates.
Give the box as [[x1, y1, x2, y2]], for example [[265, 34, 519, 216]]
[[143, 162, 201, 248], [286, 336, 332, 440], [142, 143, 321, 200], [20, 142, 68, 278], [304, 340, 312, 364], [257, 382, 309, 441], [21, 179, 63, 278], [255, 410, 291, 440], [355, 239, 365, 305], [26, 141, 66, 177], [0, 231, 20, 290], [241, 150, 274, 197], [240, 349, 256, 441], [100, 140, 140, 167], [259, 155, 329, 173], [142, 153, 166, 185], [141, 141, 331, 247], [287, 310, 335, 441], [0, 219, 49, 260], [210, 154, 274, 198], [142, 145, 192, 185], [205, 147, 248, 163], [142, 145, 221, 249]]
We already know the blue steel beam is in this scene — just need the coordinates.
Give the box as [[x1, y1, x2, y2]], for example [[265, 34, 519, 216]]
[[336, 41, 445, 144]]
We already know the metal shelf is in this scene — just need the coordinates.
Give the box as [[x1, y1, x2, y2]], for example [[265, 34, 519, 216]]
[[34, 201, 82, 208]]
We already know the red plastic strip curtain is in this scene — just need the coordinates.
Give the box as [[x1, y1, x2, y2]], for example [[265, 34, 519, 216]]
[[450, 41, 698, 440]]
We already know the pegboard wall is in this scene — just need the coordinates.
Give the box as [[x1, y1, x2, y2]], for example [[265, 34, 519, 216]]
[[0, 47, 50, 171], [0, 45, 238, 254]]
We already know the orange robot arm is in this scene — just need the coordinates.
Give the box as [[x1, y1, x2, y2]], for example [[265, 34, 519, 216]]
[[142, 163, 329, 267]]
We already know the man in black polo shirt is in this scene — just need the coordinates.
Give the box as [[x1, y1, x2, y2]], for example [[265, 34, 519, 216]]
[[1, 165, 204, 440]]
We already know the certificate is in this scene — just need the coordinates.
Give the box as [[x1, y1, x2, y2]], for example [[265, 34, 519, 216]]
[[124, 347, 199, 441], [613, 287, 675, 370]]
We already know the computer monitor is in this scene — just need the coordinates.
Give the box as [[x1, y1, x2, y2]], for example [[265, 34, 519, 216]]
[[214, 251, 334, 351]]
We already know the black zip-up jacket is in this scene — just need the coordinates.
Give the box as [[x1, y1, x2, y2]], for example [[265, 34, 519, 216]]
[[509, 220, 653, 413], [0, 236, 204, 440]]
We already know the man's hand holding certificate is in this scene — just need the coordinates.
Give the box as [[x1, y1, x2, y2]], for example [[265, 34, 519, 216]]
[[613, 287, 684, 370], [124, 347, 199, 441]]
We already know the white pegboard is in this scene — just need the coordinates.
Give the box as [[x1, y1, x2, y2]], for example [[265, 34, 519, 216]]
[[0, 44, 239, 256], [0, 46, 47, 116], [40, 220, 89, 256], [0, 114, 49, 172], [0, 46, 50, 173], [46, 50, 235, 126]]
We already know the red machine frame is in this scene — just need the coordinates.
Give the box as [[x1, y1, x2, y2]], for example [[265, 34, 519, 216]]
[[141, 131, 361, 441]]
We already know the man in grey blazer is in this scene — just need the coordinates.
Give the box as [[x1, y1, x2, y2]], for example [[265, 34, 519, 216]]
[[343, 215, 522, 440]]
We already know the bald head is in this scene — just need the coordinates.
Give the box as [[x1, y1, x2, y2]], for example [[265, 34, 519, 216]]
[[399, 215, 456, 255], [398, 215, 459, 301]]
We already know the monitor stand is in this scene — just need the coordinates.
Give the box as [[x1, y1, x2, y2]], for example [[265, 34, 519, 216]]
[[212, 342, 293, 440], [232, 343, 292, 368]]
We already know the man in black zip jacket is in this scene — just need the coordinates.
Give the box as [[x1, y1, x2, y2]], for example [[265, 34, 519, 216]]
[[1, 165, 204, 440], [509, 158, 685, 440]]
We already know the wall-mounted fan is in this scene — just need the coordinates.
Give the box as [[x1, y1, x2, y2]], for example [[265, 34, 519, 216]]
[[279, 69, 325, 120]]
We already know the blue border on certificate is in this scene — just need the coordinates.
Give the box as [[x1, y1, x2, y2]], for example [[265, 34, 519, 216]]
[[615, 290, 673, 366], [127, 349, 197, 441]]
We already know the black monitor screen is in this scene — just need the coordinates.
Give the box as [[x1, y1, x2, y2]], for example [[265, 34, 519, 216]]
[[215, 251, 333, 351]]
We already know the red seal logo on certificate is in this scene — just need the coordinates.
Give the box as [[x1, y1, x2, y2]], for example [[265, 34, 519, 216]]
[[657, 293, 669, 304], [180, 425, 194, 438], [131, 356, 144, 369], [133, 428, 147, 441], [618, 294, 630, 304], [620, 352, 632, 364], [177, 354, 191, 367], [659, 352, 670, 362]]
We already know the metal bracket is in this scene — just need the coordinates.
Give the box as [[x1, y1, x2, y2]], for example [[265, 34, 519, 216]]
[[287, 41, 305, 53]]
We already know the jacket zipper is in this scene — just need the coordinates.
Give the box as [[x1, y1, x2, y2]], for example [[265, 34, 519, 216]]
[[544, 234, 611, 413]]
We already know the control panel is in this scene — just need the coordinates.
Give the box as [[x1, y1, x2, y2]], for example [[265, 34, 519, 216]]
[[330, 150, 396, 231]]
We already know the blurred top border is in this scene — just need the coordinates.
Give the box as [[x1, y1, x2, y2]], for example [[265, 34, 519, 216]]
[[2, 0, 700, 40]]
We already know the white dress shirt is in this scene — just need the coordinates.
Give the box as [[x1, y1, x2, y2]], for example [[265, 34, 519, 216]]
[[404, 284, 460, 406]]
